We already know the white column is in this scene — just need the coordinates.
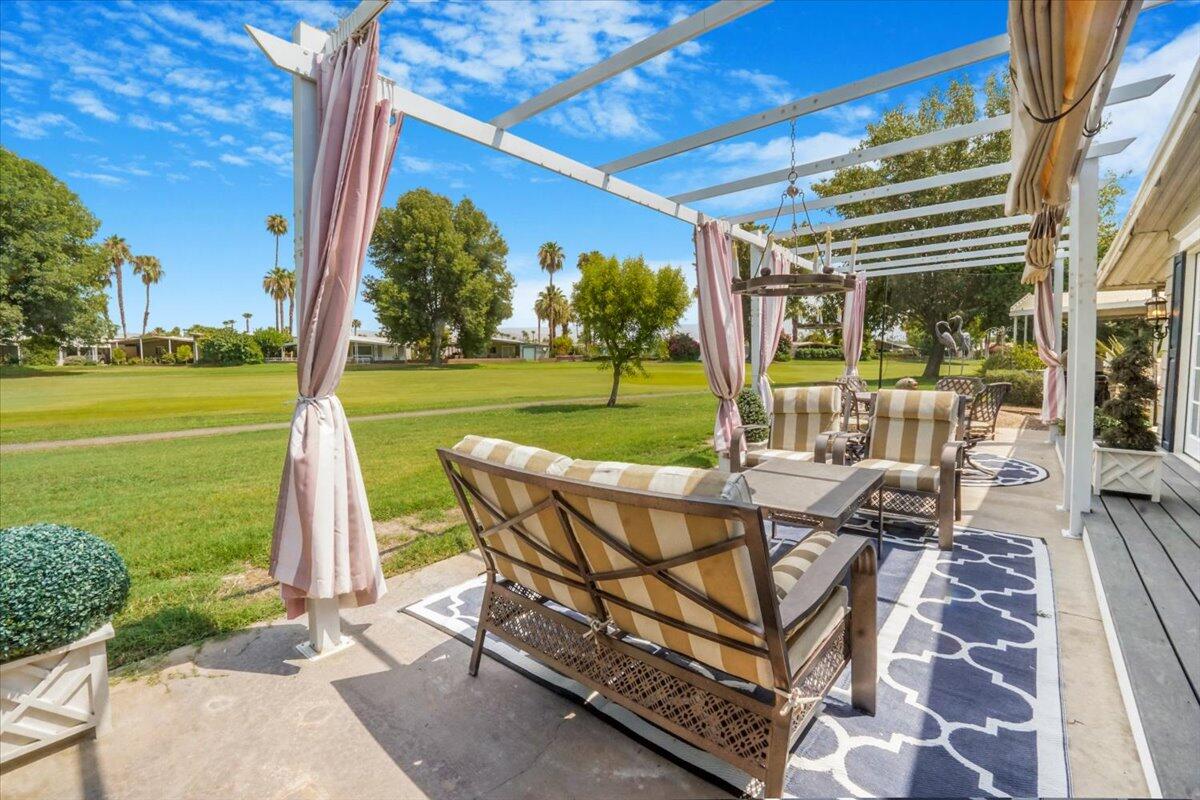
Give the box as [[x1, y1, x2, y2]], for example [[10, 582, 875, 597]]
[[1066, 157, 1100, 538], [1050, 257, 1065, 446], [291, 22, 351, 660]]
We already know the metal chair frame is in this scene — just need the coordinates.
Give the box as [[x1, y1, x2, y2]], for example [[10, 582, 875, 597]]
[[439, 448, 877, 797]]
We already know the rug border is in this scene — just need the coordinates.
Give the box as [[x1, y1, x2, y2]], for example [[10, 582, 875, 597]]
[[401, 526, 1066, 798]]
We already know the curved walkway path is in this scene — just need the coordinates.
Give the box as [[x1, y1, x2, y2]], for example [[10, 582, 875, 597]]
[[1, 391, 706, 454]]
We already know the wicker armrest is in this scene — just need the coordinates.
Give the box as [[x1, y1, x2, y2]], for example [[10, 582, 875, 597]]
[[778, 533, 873, 635]]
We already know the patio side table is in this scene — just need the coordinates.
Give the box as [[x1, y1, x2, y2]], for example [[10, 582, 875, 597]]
[[741, 459, 885, 549]]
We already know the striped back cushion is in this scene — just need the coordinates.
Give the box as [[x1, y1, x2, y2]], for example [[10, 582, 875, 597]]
[[867, 389, 960, 467], [451, 436, 597, 616], [559, 460, 773, 686], [769, 385, 842, 452]]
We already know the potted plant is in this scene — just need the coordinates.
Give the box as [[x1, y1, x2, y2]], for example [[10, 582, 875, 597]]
[[1092, 323, 1164, 501], [1, 524, 130, 765]]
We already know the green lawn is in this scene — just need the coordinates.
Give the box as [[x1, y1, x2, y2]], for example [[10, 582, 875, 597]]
[[0, 358, 956, 444], [0, 358, 973, 668]]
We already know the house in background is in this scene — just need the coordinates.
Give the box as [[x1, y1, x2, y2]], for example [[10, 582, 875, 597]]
[[1097, 61, 1200, 468], [1008, 288, 1154, 344], [110, 333, 201, 363], [282, 332, 410, 364], [485, 333, 547, 360]]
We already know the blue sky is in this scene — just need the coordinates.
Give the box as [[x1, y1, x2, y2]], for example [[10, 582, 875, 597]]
[[2, 1, 1197, 333]]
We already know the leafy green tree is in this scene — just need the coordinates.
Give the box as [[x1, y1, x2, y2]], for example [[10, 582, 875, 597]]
[[132, 255, 163, 335], [0, 148, 111, 346], [201, 328, 263, 365], [365, 189, 513, 364], [806, 75, 1122, 377], [252, 326, 290, 358], [571, 253, 690, 406]]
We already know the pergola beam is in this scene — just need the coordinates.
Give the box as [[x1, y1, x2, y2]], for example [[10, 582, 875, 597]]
[[854, 229, 1070, 262], [855, 243, 1040, 270], [817, 215, 1036, 252], [731, 193, 1006, 233], [860, 252, 1065, 277], [245, 24, 806, 265], [670, 75, 1165, 204], [490, 0, 768, 129], [599, 32, 1011, 173]]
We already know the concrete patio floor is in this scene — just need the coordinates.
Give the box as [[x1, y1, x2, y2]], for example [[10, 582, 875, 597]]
[[2, 418, 1147, 799]]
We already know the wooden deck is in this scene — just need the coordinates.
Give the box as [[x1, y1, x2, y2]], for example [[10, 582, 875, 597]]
[[1083, 454, 1200, 798]]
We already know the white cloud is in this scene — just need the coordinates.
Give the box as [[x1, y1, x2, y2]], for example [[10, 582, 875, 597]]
[[65, 89, 119, 122], [127, 113, 179, 132], [1105, 23, 1200, 178], [261, 96, 291, 116], [67, 171, 125, 186], [728, 69, 793, 106], [189, 160, 215, 169], [166, 67, 225, 92], [2, 111, 74, 139], [149, 5, 256, 53], [219, 153, 251, 166]]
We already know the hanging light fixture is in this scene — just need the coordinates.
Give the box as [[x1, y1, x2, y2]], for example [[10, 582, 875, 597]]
[[1145, 285, 1169, 340]]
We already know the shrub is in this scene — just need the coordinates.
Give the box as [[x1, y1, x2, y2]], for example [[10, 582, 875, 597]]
[[984, 369, 1043, 407], [775, 333, 792, 362], [175, 344, 192, 363], [895, 377, 919, 389], [20, 336, 59, 366], [127, 357, 143, 365], [551, 334, 573, 357], [666, 331, 700, 361], [62, 355, 89, 366], [110, 347, 127, 364], [200, 328, 264, 365], [792, 346, 842, 360], [252, 328, 290, 359], [1098, 322, 1157, 451], [157, 352, 176, 365], [982, 343, 1042, 373], [736, 388, 768, 444], [1, 524, 130, 662]]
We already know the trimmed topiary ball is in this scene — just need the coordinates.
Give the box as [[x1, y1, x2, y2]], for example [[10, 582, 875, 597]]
[[736, 388, 769, 443], [1, 524, 130, 662]]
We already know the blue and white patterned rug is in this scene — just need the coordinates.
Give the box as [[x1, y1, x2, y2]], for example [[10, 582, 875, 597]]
[[961, 453, 1050, 487], [404, 528, 1068, 798]]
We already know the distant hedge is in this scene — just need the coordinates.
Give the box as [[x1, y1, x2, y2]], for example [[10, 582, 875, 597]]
[[792, 346, 842, 360], [982, 369, 1043, 407], [0, 524, 130, 662]]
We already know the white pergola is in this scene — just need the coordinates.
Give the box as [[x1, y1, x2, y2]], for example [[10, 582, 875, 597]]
[[247, 0, 1173, 570]]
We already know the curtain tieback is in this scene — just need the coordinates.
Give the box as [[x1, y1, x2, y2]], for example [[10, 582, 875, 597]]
[[296, 394, 334, 419]]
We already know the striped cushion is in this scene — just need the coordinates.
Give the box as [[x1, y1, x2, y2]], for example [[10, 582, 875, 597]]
[[868, 389, 959, 466], [560, 460, 770, 685], [787, 586, 848, 675], [771, 531, 837, 599], [744, 448, 816, 468], [769, 386, 842, 452], [451, 436, 596, 616], [856, 458, 940, 492]]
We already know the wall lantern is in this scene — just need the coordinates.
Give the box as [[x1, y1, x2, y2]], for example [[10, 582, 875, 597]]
[[1145, 285, 1169, 340]]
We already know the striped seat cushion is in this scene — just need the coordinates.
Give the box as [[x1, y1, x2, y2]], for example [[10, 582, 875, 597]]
[[769, 385, 842, 453], [771, 531, 837, 599], [868, 389, 959, 467], [451, 436, 596, 616], [744, 448, 816, 467], [856, 458, 940, 492], [560, 460, 771, 685]]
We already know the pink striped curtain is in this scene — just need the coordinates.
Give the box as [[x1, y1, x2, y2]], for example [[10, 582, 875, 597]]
[[1032, 277, 1064, 422], [842, 272, 867, 376], [754, 244, 790, 414], [270, 22, 401, 619], [695, 219, 745, 453]]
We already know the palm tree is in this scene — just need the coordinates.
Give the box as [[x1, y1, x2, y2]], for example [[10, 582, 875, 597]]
[[536, 286, 570, 342], [242, 312, 253, 333], [537, 241, 564, 340], [282, 269, 296, 334], [265, 214, 288, 269], [262, 267, 289, 331], [223, 319, 236, 329], [102, 236, 132, 338], [131, 255, 163, 336], [533, 294, 550, 343], [352, 319, 362, 336]]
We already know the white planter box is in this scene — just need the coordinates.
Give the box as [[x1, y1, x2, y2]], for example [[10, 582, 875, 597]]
[[1092, 442, 1165, 502], [1, 623, 113, 765]]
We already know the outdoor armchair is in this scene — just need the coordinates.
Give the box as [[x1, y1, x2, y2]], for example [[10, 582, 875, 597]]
[[962, 382, 1012, 474], [830, 389, 966, 550], [934, 375, 984, 397], [729, 386, 845, 473], [439, 435, 877, 797]]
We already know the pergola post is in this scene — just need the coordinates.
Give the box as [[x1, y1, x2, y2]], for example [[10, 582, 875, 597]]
[[749, 244, 763, 389], [1050, 256, 1064, 445], [1064, 157, 1100, 538], [288, 20, 354, 661]]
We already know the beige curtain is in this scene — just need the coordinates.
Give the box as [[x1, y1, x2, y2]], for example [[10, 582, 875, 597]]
[[1021, 204, 1065, 284], [1006, 0, 1126, 217]]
